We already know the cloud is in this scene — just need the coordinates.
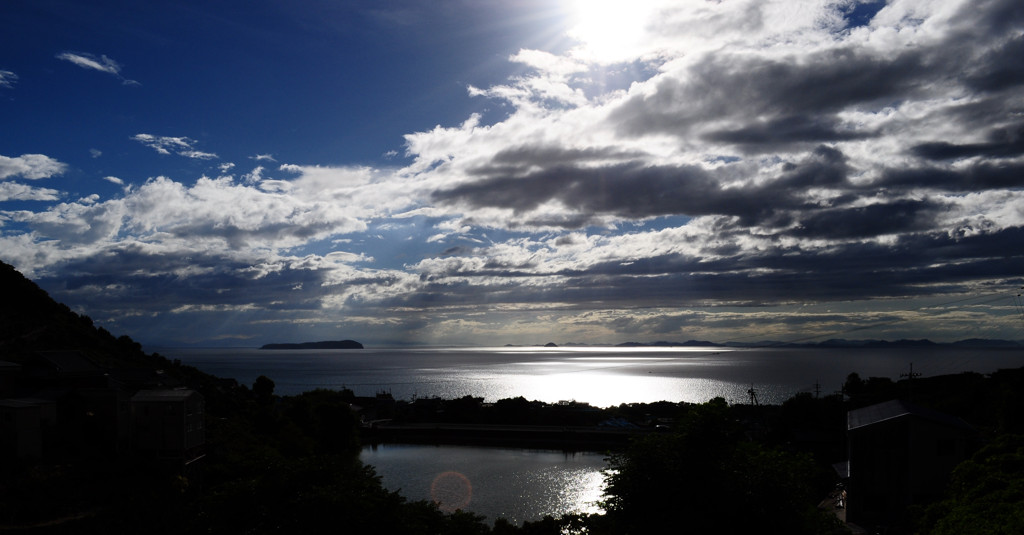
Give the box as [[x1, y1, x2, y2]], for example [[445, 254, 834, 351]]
[[9, 0, 1024, 345], [373, 0, 1024, 340], [179, 150, 218, 160], [0, 153, 68, 180], [4, 170, 375, 256], [103, 176, 124, 185], [0, 70, 17, 89], [55, 51, 140, 85], [132, 134, 218, 159], [242, 166, 265, 185], [0, 182, 61, 202]]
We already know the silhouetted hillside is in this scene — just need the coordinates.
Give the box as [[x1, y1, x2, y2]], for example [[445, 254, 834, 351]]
[[0, 261, 521, 535], [0, 260, 161, 369]]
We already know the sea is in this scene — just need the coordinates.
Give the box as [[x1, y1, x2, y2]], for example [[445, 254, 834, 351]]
[[155, 344, 1023, 525], [154, 345, 1023, 406]]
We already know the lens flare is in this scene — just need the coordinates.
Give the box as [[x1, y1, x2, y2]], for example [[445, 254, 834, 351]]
[[431, 470, 473, 512]]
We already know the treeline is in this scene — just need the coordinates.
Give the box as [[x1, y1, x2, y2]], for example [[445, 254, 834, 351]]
[[5, 358, 1023, 533]]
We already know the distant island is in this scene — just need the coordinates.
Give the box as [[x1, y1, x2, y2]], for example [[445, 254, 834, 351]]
[[260, 340, 364, 350]]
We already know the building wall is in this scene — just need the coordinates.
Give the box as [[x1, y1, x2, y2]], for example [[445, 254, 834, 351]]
[[131, 391, 205, 458], [848, 414, 975, 525]]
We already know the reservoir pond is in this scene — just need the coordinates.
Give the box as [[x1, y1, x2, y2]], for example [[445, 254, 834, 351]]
[[360, 444, 607, 525]]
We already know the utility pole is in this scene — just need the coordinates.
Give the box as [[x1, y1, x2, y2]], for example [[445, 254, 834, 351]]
[[814, 380, 821, 399], [901, 362, 922, 400], [747, 384, 759, 406]]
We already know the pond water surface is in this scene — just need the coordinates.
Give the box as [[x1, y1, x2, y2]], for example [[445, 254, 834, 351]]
[[360, 444, 608, 525]]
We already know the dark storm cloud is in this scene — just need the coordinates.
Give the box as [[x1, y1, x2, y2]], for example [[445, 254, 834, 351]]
[[964, 33, 1024, 92], [437, 146, 853, 226], [953, 0, 1024, 38], [43, 248, 326, 313], [610, 46, 930, 140], [776, 145, 851, 188], [789, 199, 944, 239], [911, 122, 1024, 160], [394, 221, 1024, 313], [485, 145, 646, 173], [704, 114, 874, 151], [33, 245, 406, 335], [879, 162, 1024, 191]]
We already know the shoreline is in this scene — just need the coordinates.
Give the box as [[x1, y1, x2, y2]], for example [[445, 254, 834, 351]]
[[361, 422, 652, 451]]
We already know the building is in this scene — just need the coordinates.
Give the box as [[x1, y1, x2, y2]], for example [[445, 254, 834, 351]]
[[846, 399, 977, 527], [0, 351, 205, 465], [0, 397, 57, 458], [131, 389, 206, 464]]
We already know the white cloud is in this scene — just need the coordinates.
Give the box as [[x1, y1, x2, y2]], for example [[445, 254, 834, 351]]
[[0, 70, 17, 89], [103, 176, 124, 185], [0, 153, 68, 180], [90, 148, 102, 158], [179, 150, 218, 160], [7, 173, 371, 256], [55, 51, 140, 85], [510, 49, 587, 77], [56, 51, 120, 74], [0, 182, 61, 202], [253, 153, 277, 162], [132, 134, 191, 155], [242, 166, 265, 184], [133, 134, 217, 159]]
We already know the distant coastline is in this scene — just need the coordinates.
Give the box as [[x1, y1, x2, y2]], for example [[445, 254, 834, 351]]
[[260, 340, 364, 350], [508, 338, 1024, 349]]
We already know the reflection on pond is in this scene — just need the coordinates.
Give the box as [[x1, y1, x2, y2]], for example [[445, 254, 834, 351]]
[[361, 444, 607, 525]]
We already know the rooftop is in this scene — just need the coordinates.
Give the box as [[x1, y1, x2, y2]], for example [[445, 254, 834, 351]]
[[847, 399, 974, 432]]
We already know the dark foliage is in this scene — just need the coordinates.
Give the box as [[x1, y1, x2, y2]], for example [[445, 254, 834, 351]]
[[917, 434, 1024, 534], [595, 398, 845, 535]]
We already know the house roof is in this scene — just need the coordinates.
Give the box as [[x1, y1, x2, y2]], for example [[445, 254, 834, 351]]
[[847, 399, 974, 432], [35, 351, 102, 375], [132, 389, 199, 402], [0, 397, 56, 409]]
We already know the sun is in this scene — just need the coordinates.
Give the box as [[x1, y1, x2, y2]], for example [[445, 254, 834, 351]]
[[566, 0, 660, 63]]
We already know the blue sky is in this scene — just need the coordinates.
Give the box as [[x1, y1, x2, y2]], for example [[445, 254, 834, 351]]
[[2, 0, 1023, 347]]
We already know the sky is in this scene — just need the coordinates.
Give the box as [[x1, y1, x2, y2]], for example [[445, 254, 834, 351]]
[[2, 0, 1023, 347]]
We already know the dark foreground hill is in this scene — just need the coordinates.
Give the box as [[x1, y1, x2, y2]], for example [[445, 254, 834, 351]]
[[0, 261, 496, 534], [0, 261, 157, 368]]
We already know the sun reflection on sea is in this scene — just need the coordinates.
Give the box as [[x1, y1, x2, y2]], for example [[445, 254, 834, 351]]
[[474, 368, 735, 406]]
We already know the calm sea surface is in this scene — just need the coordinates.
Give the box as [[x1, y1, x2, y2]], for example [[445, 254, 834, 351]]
[[155, 345, 1023, 524], [154, 345, 1023, 406]]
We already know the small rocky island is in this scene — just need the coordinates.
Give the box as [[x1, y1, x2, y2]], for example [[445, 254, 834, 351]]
[[260, 340, 364, 349]]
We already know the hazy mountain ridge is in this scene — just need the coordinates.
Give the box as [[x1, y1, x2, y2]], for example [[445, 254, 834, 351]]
[[598, 338, 1024, 349], [261, 340, 364, 350]]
